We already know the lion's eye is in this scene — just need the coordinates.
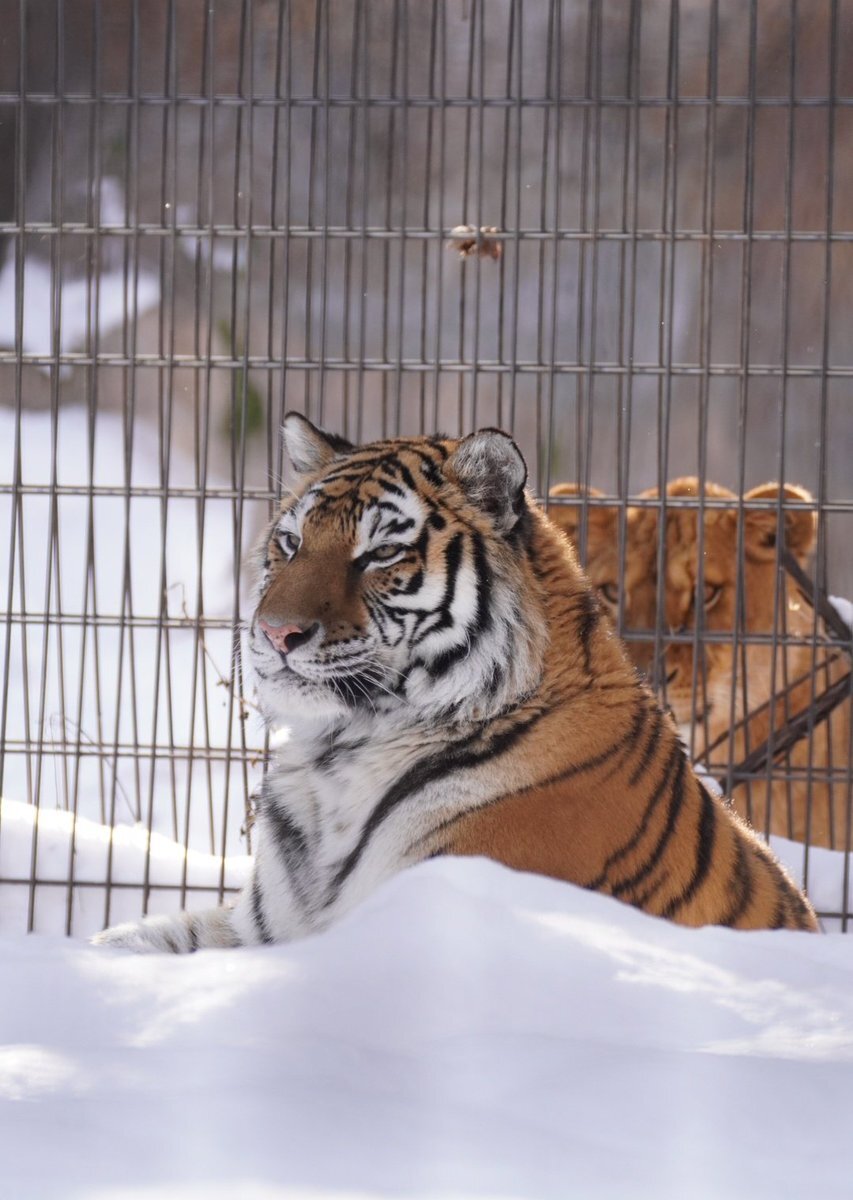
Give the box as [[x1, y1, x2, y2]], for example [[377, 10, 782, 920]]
[[703, 583, 722, 611], [599, 582, 619, 605], [280, 531, 300, 557]]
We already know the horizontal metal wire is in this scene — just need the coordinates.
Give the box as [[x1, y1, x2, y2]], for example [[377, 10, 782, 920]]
[[1, 92, 851, 109], [4, 354, 853, 377], [5, 223, 853, 243]]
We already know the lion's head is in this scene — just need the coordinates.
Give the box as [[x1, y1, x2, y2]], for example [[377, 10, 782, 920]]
[[548, 477, 849, 848]]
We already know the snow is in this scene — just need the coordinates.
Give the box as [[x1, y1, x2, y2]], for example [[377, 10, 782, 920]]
[[0, 855, 852, 1200], [0, 177, 160, 362], [0, 798, 251, 937]]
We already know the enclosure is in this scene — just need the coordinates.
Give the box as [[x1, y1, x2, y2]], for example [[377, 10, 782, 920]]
[[0, 0, 851, 936]]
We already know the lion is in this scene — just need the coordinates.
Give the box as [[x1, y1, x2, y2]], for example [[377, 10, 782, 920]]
[[547, 478, 851, 850]]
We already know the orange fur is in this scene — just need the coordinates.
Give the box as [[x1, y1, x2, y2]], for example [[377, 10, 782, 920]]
[[437, 503, 817, 931]]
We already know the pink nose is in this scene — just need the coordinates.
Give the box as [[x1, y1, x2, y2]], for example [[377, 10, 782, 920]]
[[258, 619, 316, 654]]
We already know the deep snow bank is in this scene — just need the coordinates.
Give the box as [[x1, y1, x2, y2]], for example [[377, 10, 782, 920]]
[[1, 856, 852, 1200]]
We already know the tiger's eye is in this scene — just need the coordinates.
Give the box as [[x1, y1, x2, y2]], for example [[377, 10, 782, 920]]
[[280, 532, 300, 556], [599, 582, 619, 605], [370, 543, 404, 562]]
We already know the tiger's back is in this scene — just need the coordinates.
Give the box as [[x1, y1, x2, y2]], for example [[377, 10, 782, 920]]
[[439, 508, 817, 932], [94, 418, 817, 953]]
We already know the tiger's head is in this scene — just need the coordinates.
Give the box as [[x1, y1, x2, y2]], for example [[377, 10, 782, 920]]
[[249, 414, 548, 727], [549, 476, 819, 756]]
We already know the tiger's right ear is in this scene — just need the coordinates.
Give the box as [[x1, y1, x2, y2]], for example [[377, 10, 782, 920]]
[[282, 412, 354, 476], [547, 483, 614, 545], [448, 428, 527, 534]]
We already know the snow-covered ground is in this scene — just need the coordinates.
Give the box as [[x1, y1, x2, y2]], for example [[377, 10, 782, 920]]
[[1, 855, 852, 1200]]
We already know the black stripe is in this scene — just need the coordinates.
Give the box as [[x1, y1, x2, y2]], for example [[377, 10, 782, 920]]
[[162, 929, 181, 954], [660, 785, 718, 919], [250, 875, 273, 945], [434, 732, 627, 858], [611, 752, 688, 899], [470, 531, 493, 636], [769, 890, 790, 930], [718, 831, 754, 927], [314, 735, 367, 773], [532, 738, 625, 792], [413, 531, 464, 644], [585, 740, 682, 891], [575, 589, 600, 675], [186, 915, 199, 952], [398, 569, 424, 596], [627, 707, 664, 788], [381, 517, 416, 537], [756, 846, 814, 930], [328, 708, 546, 900], [265, 802, 314, 908]]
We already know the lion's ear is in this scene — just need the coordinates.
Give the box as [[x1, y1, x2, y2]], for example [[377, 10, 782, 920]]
[[742, 482, 816, 563], [547, 483, 614, 544]]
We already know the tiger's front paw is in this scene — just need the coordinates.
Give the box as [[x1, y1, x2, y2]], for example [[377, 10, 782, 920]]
[[91, 916, 185, 954]]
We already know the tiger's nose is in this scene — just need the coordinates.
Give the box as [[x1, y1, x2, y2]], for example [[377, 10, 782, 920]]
[[258, 618, 319, 654]]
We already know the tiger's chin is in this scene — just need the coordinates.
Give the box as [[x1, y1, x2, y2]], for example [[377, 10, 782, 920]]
[[255, 670, 354, 727]]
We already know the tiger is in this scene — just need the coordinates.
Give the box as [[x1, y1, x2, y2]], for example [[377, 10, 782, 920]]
[[548, 477, 851, 850], [93, 417, 817, 952]]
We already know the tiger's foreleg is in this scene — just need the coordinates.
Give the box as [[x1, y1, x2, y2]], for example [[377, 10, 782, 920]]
[[91, 868, 280, 954], [92, 905, 240, 953]]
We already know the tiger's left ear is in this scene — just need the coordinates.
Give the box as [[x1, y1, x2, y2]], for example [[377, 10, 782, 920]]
[[282, 411, 354, 476], [449, 428, 527, 533]]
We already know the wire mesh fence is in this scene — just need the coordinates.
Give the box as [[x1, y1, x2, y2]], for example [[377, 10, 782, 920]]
[[0, 0, 851, 935]]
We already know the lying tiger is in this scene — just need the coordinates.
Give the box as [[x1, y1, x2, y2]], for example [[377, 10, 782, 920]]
[[94, 420, 816, 951], [549, 477, 851, 850]]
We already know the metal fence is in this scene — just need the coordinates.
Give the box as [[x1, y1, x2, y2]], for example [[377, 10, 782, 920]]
[[0, 0, 851, 935]]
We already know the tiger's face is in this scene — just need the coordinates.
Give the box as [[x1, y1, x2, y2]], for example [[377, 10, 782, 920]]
[[249, 414, 547, 726]]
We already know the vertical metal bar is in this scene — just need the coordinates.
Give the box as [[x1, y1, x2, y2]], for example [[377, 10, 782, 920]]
[[67, 0, 108, 933], [651, 0, 680, 706], [724, 0, 759, 809], [543, 0, 563, 503], [801, 0, 839, 891], [383, 0, 402, 436], [28, 0, 70, 930], [687, 0, 720, 768], [392, 0, 410, 437], [763, 0, 799, 840], [429, 0, 447, 434], [614, 0, 642, 645], [217, 0, 256, 896], [355, 0, 370, 444], [141, 0, 179, 915], [104, 0, 144, 928], [469, 0, 484, 430], [1, 0, 31, 857], [505, 0, 522, 432]]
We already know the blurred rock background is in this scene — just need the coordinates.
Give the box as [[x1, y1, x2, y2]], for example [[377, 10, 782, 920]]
[[2, 2, 851, 561]]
